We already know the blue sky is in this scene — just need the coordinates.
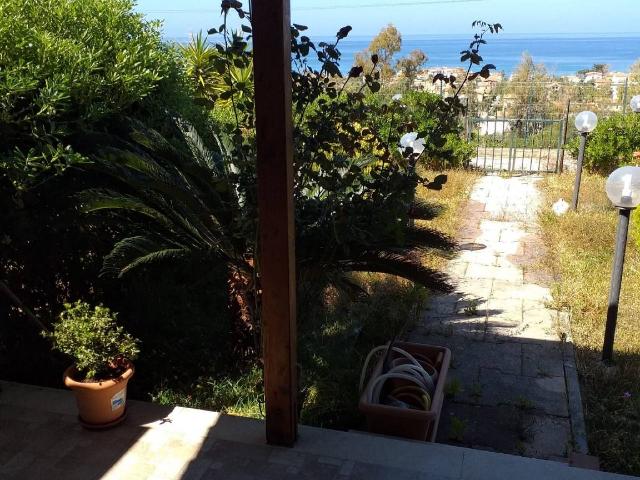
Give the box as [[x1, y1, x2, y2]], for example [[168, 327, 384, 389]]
[[136, 0, 640, 39]]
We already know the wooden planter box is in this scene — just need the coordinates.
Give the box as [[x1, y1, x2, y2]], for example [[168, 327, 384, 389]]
[[358, 341, 451, 442]]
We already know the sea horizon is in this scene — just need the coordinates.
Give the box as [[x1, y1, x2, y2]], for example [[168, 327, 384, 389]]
[[166, 32, 640, 77]]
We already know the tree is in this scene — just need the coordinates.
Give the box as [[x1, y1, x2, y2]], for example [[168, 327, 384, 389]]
[[578, 63, 610, 76], [629, 58, 640, 83], [592, 63, 610, 74], [568, 113, 640, 173], [354, 24, 402, 82], [507, 52, 550, 118], [397, 49, 428, 89]]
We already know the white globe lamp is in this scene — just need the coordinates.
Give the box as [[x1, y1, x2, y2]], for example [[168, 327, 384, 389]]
[[605, 166, 640, 209], [602, 166, 640, 363], [575, 111, 598, 133], [399, 132, 425, 155]]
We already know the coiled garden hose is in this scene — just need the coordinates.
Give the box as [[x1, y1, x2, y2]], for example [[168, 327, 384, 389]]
[[359, 344, 438, 410]]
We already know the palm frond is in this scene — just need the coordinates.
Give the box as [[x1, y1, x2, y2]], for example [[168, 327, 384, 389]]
[[110, 149, 175, 182], [409, 201, 445, 221], [178, 121, 224, 173], [405, 225, 457, 253], [119, 249, 189, 276], [101, 235, 189, 277], [341, 250, 453, 292], [79, 187, 215, 252], [112, 119, 239, 230], [328, 273, 368, 299], [92, 149, 227, 234], [79, 189, 175, 229]]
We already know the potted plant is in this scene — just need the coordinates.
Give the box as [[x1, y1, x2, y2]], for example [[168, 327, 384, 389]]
[[43, 301, 140, 429]]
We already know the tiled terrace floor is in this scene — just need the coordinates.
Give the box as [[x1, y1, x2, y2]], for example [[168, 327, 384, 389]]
[[408, 174, 585, 460], [0, 381, 636, 480]]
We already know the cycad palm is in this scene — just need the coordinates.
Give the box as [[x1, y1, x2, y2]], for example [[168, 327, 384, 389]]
[[78, 118, 256, 330], [79, 118, 454, 342]]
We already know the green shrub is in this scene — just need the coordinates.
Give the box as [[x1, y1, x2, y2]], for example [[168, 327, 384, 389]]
[[568, 113, 640, 174], [43, 301, 140, 381], [367, 90, 473, 169], [0, 0, 173, 188]]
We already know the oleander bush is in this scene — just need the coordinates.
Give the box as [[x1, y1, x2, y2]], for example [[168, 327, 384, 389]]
[[367, 90, 475, 169], [568, 113, 640, 174], [0, 0, 181, 188]]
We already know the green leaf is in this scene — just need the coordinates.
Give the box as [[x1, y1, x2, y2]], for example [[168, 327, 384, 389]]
[[433, 174, 448, 185], [336, 26, 352, 40]]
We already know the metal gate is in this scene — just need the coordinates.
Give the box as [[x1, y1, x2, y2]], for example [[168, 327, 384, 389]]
[[466, 113, 567, 173]]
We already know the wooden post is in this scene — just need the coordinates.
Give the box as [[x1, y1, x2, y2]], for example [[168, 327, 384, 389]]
[[252, 0, 298, 446]]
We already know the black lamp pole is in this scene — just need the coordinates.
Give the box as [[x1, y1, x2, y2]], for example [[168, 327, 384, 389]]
[[602, 207, 633, 363], [572, 132, 588, 211]]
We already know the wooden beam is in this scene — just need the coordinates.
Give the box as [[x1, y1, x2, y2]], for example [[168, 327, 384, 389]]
[[252, 0, 298, 446]]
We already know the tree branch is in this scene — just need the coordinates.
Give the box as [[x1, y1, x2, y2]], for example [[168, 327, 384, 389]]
[[0, 281, 48, 332]]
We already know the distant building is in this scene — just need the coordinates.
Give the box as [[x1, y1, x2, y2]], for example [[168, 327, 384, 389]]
[[607, 73, 628, 102], [423, 66, 466, 78], [608, 72, 628, 85], [477, 117, 511, 136], [412, 67, 501, 97], [583, 71, 604, 83], [562, 75, 581, 84], [412, 66, 465, 94]]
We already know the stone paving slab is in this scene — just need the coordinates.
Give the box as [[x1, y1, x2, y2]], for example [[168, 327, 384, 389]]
[[407, 174, 583, 462], [0, 381, 635, 480], [522, 343, 565, 378], [438, 402, 571, 461], [477, 368, 568, 417]]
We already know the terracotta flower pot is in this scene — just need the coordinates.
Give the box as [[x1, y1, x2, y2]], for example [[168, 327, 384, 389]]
[[63, 362, 135, 429]]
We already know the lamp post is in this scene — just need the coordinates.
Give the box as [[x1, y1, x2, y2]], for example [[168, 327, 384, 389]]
[[602, 166, 640, 363], [572, 111, 598, 210]]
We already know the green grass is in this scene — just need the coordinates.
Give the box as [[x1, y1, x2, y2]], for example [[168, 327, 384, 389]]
[[539, 173, 640, 475], [417, 169, 481, 237], [150, 367, 264, 418], [418, 168, 481, 271], [148, 276, 429, 427], [298, 276, 428, 429]]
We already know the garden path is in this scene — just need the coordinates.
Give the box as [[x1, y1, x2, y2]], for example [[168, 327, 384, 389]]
[[408, 174, 588, 463]]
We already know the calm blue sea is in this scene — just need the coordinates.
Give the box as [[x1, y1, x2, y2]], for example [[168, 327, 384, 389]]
[[169, 33, 640, 76]]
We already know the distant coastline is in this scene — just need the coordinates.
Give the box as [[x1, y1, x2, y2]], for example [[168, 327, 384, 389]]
[[166, 33, 640, 76]]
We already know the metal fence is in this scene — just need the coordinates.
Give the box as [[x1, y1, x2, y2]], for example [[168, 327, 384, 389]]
[[461, 79, 640, 173], [466, 112, 566, 173]]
